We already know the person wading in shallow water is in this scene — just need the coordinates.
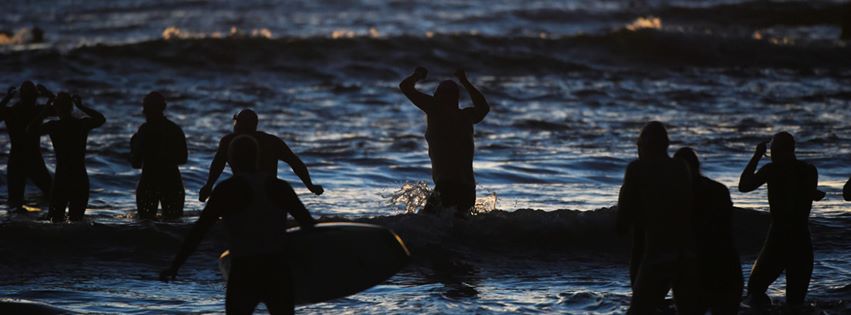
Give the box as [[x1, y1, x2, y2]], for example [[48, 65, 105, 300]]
[[674, 147, 743, 314], [131, 92, 188, 219], [0, 81, 54, 212], [399, 67, 490, 218], [161, 135, 317, 315], [739, 132, 824, 308], [616, 121, 701, 314], [198, 109, 323, 202], [28, 92, 105, 222]]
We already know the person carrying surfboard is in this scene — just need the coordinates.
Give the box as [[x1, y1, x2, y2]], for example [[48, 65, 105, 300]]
[[160, 135, 317, 315], [399, 67, 490, 217], [198, 109, 323, 203]]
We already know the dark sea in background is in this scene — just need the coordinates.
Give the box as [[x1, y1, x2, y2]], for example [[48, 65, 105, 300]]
[[1, 0, 850, 314]]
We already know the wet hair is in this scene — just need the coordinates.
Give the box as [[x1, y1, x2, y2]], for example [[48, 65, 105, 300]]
[[673, 147, 700, 176], [54, 92, 73, 116], [771, 131, 795, 156], [637, 121, 669, 153], [234, 109, 259, 132], [434, 80, 460, 107], [142, 91, 166, 114], [228, 135, 260, 171]]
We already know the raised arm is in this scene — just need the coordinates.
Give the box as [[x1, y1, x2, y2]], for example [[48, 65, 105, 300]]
[[738, 141, 769, 192], [399, 66, 433, 113], [27, 105, 56, 136], [159, 183, 229, 281], [0, 86, 15, 119], [73, 95, 106, 129], [277, 138, 323, 195], [456, 69, 490, 124], [199, 137, 229, 202]]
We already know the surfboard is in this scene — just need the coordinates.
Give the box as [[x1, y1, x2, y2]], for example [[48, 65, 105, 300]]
[[218, 222, 410, 305]]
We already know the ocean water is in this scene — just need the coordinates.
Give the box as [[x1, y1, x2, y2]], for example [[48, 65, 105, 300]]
[[1, 0, 850, 314]]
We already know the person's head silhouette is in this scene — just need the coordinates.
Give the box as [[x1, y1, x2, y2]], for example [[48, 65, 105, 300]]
[[142, 92, 166, 121], [19, 81, 37, 104], [770, 132, 796, 163], [674, 147, 700, 177], [233, 109, 258, 133], [434, 80, 460, 109], [228, 135, 260, 173], [637, 121, 669, 160], [54, 92, 73, 119]]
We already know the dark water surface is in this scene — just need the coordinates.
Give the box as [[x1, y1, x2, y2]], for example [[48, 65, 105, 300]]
[[1, 0, 850, 314]]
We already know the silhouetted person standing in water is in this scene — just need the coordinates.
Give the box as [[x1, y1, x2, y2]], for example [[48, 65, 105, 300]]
[[739, 132, 822, 307], [161, 136, 317, 315], [674, 147, 743, 314], [28, 92, 105, 222], [131, 92, 188, 219], [0, 82, 54, 211], [399, 67, 490, 217], [199, 109, 323, 202], [616, 121, 700, 314]]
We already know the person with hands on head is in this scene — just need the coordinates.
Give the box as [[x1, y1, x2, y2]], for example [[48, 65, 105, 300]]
[[0, 81, 55, 212], [399, 66, 490, 218], [198, 109, 323, 203], [738, 132, 821, 307], [161, 135, 317, 315], [28, 92, 105, 222]]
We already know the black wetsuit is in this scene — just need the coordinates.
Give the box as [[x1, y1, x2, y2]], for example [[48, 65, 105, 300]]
[[131, 117, 188, 219], [41, 117, 102, 221], [422, 108, 479, 214], [0, 102, 52, 208], [617, 158, 701, 314], [692, 176, 743, 314], [207, 175, 311, 315], [748, 160, 817, 305]]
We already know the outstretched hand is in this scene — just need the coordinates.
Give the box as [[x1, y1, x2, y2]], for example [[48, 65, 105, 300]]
[[754, 141, 768, 157], [159, 267, 177, 282], [413, 66, 428, 80], [308, 184, 324, 195], [454, 68, 468, 82], [199, 184, 212, 202]]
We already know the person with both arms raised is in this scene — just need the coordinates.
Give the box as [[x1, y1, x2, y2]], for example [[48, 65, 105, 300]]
[[399, 67, 490, 218], [0, 82, 54, 212], [28, 92, 105, 222]]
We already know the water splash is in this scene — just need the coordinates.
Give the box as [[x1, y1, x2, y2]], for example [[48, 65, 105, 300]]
[[625, 17, 662, 31], [385, 181, 432, 214]]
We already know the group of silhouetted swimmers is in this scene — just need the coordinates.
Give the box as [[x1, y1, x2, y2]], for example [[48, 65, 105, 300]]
[[3, 70, 851, 314], [618, 121, 840, 314]]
